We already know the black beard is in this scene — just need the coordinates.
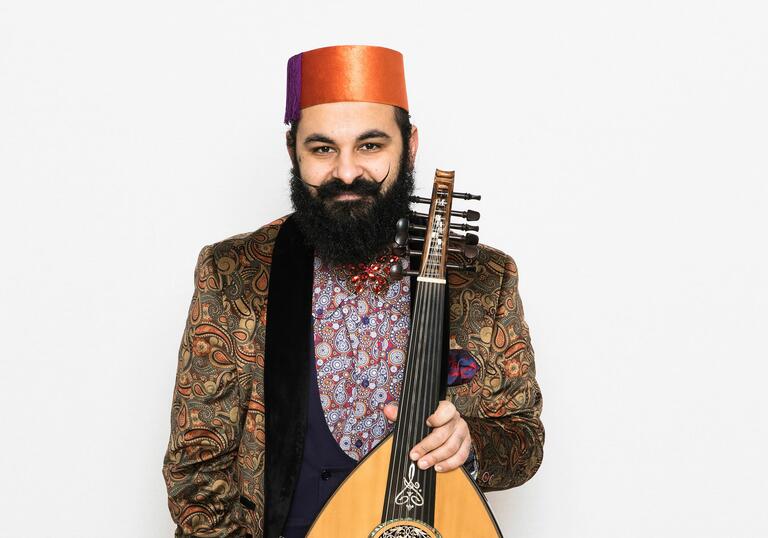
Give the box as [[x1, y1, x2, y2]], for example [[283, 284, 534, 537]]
[[289, 157, 414, 266]]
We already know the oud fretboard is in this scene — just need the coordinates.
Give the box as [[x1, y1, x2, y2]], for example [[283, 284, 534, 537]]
[[381, 279, 445, 525]]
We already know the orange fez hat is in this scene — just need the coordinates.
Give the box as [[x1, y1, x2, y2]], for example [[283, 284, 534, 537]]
[[284, 45, 409, 124]]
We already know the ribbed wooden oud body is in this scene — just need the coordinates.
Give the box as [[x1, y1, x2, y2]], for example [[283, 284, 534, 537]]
[[306, 434, 503, 537]]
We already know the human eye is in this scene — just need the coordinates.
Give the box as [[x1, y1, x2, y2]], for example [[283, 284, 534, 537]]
[[311, 145, 335, 154], [359, 142, 381, 151]]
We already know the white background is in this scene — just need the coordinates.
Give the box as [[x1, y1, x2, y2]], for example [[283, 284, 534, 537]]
[[1, 1, 766, 536]]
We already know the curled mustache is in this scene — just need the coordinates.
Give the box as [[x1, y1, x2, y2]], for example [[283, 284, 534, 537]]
[[297, 163, 392, 199]]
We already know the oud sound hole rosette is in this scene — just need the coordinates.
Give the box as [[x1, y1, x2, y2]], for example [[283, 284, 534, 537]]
[[369, 519, 441, 538]]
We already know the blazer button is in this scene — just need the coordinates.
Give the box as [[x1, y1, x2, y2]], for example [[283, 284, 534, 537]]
[[320, 469, 331, 480]]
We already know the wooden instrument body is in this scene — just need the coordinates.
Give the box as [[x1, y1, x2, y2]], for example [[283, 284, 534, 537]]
[[306, 434, 502, 538]]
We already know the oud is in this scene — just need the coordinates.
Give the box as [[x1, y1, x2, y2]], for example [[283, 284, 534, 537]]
[[307, 170, 503, 538]]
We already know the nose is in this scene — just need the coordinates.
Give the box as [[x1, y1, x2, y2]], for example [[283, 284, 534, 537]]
[[333, 148, 364, 184]]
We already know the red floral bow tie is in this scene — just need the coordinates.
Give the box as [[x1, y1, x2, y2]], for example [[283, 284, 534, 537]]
[[342, 253, 402, 294]]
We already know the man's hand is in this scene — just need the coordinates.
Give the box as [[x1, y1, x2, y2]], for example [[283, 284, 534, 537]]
[[382, 400, 473, 472]]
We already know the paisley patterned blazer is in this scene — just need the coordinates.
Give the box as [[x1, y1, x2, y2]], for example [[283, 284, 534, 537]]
[[162, 214, 544, 538]]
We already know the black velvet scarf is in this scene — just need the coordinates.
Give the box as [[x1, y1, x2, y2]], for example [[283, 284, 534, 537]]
[[263, 215, 314, 537]]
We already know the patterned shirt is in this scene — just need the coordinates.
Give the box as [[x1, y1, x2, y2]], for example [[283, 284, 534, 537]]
[[311, 256, 411, 461]]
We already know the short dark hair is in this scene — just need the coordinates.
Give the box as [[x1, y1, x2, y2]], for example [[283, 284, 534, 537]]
[[286, 105, 412, 156]]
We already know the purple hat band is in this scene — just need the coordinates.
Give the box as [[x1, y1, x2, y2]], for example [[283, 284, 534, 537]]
[[284, 53, 302, 124]]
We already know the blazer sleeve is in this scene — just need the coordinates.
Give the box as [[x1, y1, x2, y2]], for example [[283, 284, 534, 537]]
[[463, 255, 545, 491], [162, 244, 246, 537]]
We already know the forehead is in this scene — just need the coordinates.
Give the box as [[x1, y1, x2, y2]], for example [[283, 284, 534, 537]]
[[297, 101, 399, 139]]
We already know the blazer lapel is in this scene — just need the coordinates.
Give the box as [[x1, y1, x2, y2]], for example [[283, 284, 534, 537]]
[[264, 215, 314, 538]]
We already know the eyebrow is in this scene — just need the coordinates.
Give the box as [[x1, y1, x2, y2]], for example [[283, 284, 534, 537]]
[[303, 129, 393, 146], [357, 129, 392, 142]]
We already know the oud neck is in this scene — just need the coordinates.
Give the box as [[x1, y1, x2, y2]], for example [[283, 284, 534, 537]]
[[382, 279, 445, 524], [381, 168, 455, 525], [394, 279, 445, 451]]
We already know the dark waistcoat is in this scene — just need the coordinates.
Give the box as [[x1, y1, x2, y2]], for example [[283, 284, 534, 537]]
[[281, 332, 357, 537]]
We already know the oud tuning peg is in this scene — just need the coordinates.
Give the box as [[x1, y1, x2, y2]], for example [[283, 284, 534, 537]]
[[392, 243, 423, 259], [400, 216, 426, 234], [453, 192, 482, 201], [394, 217, 409, 246], [390, 259, 419, 280], [463, 244, 479, 259], [408, 210, 429, 221], [447, 243, 479, 259], [449, 222, 480, 232], [447, 263, 478, 273], [463, 233, 479, 246], [451, 209, 480, 222], [408, 195, 431, 204], [450, 232, 479, 246], [392, 242, 408, 256], [390, 259, 404, 281]]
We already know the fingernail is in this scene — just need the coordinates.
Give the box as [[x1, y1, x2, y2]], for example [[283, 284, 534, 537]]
[[418, 459, 428, 469], [435, 465, 443, 472], [410, 451, 418, 461]]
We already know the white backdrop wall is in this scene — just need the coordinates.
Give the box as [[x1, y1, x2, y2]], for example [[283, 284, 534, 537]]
[[1, 1, 766, 536]]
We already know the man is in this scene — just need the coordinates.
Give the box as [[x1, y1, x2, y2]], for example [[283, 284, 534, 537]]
[[163, 45, 544, 538]]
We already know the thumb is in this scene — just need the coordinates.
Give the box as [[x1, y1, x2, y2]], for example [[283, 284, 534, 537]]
[[382, 402, 398, 422]]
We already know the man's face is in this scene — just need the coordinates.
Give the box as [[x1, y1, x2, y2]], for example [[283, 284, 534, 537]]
[[286, 101, 419, 265], [290, 101, 416, 213]]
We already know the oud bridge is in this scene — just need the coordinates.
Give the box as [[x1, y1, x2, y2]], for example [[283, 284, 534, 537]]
[[369, 518, 442, 538]]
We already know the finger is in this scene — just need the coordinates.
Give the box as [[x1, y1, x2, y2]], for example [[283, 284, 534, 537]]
[[426, 400, 458, 428], [409, 418, 458, 462], [416, 423, 468, 471], [382, 402, 398, 422], [433, 434, 473, 473]]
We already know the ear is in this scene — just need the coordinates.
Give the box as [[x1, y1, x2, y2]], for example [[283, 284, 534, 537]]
[[408, 125, 419, 164]]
